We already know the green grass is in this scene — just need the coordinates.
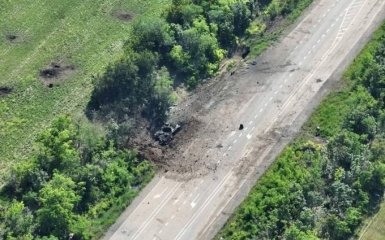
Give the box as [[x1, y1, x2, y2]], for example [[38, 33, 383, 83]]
[[360, 202, 385, 240], [304, 88, 354, 137], [85, 168, 155, 238], [0, 0, 169, 175], [247, 0, 313, 58]]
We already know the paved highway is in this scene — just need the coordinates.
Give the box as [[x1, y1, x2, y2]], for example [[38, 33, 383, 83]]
[[103, 0, 385, 239]]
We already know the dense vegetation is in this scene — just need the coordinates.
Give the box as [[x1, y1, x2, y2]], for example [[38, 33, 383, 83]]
[[217, 22, 385, 239], [0, 116, 153, 239], [87, 0, 312, 127]]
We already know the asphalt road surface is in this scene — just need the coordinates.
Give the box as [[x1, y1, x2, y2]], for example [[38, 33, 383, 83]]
[[103, 0, 385, 239]]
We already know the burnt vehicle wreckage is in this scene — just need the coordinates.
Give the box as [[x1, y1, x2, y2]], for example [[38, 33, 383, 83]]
[[154, 122, 245, 145], [154, 123, 181, 145]]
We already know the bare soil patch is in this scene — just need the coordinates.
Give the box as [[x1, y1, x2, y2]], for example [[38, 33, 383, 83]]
[[39, 62, 75, 87], [6, 34, 18, 42], [0, 86, 12, 97], [4, 30, 26, 43], [114, 10, 134, 22], [128, 59, 258, 180]]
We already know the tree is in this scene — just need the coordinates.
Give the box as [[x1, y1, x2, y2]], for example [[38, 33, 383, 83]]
[[130, 17, 173, 54], [37, 173, 79, 238], [360, 163, 385, 208], [145, 67, 175, 125], [0, 200, 35, 239], [284, 225, 319, 240], [326, 130, 363, 170], [370, 137, 385, 162], [232, 1, 252, 36], [88, 55, 139, 113], [36, 116, 80, 176], [344, 110, 377, 141], [322, 215, 352, 240], [166, 1, 203, 27], [208, 7, 237, 49], [345, 207, 362, 230]]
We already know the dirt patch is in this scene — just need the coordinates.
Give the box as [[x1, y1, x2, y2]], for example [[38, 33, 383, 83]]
[[5, 32, 25, 43], [39, 62, 75, 87], [4, 30, 26, 43], [127, 115, 208, 180], [6, 34, 18, 42], [0, 86, 12, 97], [114, 10, 134, 22]]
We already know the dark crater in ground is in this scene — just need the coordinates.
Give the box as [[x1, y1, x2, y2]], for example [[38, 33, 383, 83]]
[[39, 62, 76, 87], [114, 10, 134, 22], [0, 86, 13, 96], [6, 34, 18, 41]]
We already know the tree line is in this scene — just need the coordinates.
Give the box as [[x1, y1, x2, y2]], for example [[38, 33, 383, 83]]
[[217, 22, 385, 240], [87, 0, 312, 129], [0, 116, 153, 239]]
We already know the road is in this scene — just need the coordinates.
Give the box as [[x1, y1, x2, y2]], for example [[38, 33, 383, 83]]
[[103, 0, 385, 239]]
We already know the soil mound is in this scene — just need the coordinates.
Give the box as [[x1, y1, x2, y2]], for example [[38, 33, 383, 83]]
[[0, 86, 12, 96]]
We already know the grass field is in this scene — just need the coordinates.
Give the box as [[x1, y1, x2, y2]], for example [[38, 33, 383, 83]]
[[0, 0, 169, 176], [360, 202, 385, 240]]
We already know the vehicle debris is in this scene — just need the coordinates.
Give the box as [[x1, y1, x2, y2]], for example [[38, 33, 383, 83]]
[[154, 123, 181, 145]]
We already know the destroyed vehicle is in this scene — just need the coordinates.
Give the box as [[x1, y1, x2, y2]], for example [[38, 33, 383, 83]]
[[154, 123, 181, 145]]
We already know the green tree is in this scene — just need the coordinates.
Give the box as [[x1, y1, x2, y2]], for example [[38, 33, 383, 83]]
[[0, 200, 35, 240], [360, 163, 385, 208], [326, 130, 363, 170], [344, 110, 377, 141], [232, 1, 252, 36], [36, 116, 80, 175], [323, 214, 352, 240], [208, 7, 237, 49], [165, 1, 203, 27], [145, 67, 175, 125], [130, 17, 173, 53], [284, 225, 319, 240], [37, 173, 79, 238]]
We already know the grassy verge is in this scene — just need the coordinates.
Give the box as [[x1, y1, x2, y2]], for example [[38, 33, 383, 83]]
[[359, 202, 385, 240], [85, 169, 154, 239], [246, 0, 313, 58], [217, 16, 385, 240], [0, 0, 169, 174]]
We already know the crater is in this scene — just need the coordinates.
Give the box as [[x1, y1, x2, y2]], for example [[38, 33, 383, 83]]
[[114, 10, 134, 22], [0, 86, 13, 97], [39, 62, 76, 87]]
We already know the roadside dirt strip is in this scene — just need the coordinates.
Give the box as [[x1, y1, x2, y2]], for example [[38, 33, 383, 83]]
[[103, 0, 385, 239]]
